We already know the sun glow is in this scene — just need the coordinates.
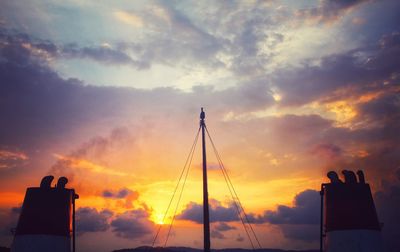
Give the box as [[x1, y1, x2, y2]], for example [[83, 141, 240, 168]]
[[152, 212, 166, 225]]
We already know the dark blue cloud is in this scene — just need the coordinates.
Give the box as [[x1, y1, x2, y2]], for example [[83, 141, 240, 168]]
[[243, 190, 320, 242], [0, 34, 98, 149], [75, 207, 113, 235], [177, 200, 239, 223], [345, 0, 400, 43], [110, 209, 154, 239], [275, 32, 400, 107], [178, 189, 320, 243], [265, 190, 320, 225], [247, 190, 320, 225], [210, 222, 236, 240], [296, 0, 368, 23], [61, 44, 149, 69], [0, 30, 149, 69], [214, 222, 236, 232], [357, 92, 400, 126], [102, 188, 135, 199], [210, 229, 225, 240]]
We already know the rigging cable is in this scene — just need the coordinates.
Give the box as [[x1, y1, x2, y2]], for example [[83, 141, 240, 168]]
[[205, 126, 263, 249], [163, 129, 198, 247], [151, 126, 201, 247], [205, 127, 255, 250]]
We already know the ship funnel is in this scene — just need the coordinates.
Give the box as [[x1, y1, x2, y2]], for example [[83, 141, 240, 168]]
[[11, 175, 78, 252], [321, 170, 383, 252]]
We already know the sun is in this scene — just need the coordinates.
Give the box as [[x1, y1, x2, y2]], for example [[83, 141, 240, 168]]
[[153, 212, 165, 225]]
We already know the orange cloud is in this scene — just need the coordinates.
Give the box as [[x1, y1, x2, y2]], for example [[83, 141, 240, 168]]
[[53, 154, 129, 177]]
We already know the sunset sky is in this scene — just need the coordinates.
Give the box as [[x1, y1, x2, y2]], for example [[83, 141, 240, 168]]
[[0, 0, 399, 251]]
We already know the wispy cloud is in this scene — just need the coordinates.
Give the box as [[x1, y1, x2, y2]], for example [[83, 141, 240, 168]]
[[53, 154, 129, 177], [114, 10, 144, 28]]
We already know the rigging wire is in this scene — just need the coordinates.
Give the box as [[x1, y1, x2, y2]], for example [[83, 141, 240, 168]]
[[163, 130, 198, 247], [219, 162, 256, 250], [150, 120, 262, 250], [151, 127, 201, 247], [205, 126, 263, 249], [205, 129, 255, 250]]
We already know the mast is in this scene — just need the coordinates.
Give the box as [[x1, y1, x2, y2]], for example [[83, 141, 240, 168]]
[[200, 108, 211, 252]]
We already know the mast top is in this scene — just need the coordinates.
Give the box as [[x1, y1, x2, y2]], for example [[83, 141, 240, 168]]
[[200, 107, 205, 122]]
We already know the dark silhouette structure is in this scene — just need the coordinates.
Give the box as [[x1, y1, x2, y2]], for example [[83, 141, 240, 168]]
[[327, 171, 343, 184], [150, 108, 261, 250], [56, 177, 68, 189], [357, 170, 365, 184], [200, 108, 211, 252], [320, 170, 382, 252], [11, 176, 78, 252], [40, 175, 54, 188], [341, 170, 357, 184]]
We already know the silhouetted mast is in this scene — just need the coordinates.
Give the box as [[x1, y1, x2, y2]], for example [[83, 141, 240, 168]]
[[200, 108, 211, 252], [151, 108, 261, 249]]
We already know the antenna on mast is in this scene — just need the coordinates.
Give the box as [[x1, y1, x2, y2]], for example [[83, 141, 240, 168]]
[[200, 107, 211, 252]]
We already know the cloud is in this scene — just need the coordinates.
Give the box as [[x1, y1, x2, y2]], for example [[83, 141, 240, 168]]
[[265, 190, 319, 225], [273, 32, 400, 107], [104, 2, 285, 75], [61, 44, 149, 69], [102, 188, 134, 199], [279, 224, 320, 243], [248, 190, 320, 225], [356, 91, 400, 128], [48, 127, 139, 195], [214, 222, 236, 232], [102, 188, 139, 209], [0, 29, 274, 157], [0, 30, 149, 69], [320, 100, 400, 185], [114, 10, 144, 28], [296, 0, 368, 24], [110, 2, 226, 70], [210, 222, 236, 240], [111, 209, 154, 239], [2, 28, 397, 188], [75, 207, 113, 235], [0, 206, 22, 236], [210, 229, 225, 240], [177, 199, 239, 223], [0, 32, 105, 151], [0, 150, 28, 162], [311, 143, 342, 160], [52, 154, 129, 177], [254, 180, 400, 244], [0, 149, 28, 170], [243, 190, 320, 242], [0, 30, 279, 196]]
